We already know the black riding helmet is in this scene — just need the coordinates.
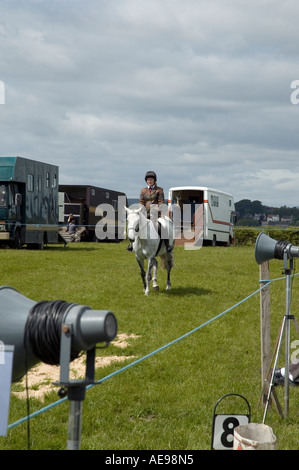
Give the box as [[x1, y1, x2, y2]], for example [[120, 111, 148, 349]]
[[145, 171, 157, 182]]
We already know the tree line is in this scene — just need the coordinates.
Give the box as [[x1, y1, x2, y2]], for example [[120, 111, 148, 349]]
[[235, 199, 299, 226]]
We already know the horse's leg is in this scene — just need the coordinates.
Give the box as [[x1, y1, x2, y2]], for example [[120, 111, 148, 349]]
[[145, 257, 156, 295], [166, 253, 172, 290], [152, 258, 159, 291], [136, 257, 146, 291]]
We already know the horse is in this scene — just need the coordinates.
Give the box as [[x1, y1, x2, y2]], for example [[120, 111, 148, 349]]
[[125, 206, 174, 295]]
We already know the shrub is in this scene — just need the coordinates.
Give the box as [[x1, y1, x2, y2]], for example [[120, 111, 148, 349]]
[[234, 226, 299, 246]]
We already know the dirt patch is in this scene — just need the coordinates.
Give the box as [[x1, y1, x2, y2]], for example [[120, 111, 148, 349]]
[[12, 333, 139, 401]]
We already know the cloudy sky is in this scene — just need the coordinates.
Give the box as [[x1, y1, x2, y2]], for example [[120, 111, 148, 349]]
[[1, 0, 299, 207]]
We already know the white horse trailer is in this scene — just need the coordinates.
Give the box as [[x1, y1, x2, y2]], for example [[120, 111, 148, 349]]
[[168, 186, 236, 246]]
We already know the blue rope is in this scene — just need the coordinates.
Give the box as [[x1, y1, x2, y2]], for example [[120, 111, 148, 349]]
[[6, 280, 273, 430]]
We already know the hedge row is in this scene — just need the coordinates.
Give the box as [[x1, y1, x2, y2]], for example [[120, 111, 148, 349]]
[[234, 227, 299, 246]]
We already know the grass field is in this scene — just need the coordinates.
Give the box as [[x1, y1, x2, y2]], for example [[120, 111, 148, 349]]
[[0, 240, 299, 450]]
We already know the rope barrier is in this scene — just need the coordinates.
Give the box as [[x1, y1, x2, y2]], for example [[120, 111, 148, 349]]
[[3, 223, 123, 228], [3, 222, 299, 228], [8, 280, 273, 431], [4, 223, 299, 231]]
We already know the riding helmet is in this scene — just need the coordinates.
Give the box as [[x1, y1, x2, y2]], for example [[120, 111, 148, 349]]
[[145, 171, 157, 182]]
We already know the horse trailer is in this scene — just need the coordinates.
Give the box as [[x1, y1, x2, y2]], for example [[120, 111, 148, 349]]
[[0, 156, 59, 248], [168, 186, 236, 246], [59, 184, 127, 242]]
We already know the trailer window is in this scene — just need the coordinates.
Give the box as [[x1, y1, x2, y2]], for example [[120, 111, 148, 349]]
[[27, 174, 34, 192], [211, 195, 219, 207], [0, 185, 7, 207], [38, 176, 42, 192]]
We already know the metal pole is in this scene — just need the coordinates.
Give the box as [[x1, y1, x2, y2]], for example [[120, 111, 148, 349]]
[[66, 384, 86, 450], [67, 400, 83, 450]]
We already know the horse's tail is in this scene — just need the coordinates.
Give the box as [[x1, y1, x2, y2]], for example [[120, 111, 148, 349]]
[[160, 252, 175, 269]]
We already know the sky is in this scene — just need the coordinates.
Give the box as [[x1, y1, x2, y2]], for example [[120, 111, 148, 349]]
[[1, 0, 299, 207]]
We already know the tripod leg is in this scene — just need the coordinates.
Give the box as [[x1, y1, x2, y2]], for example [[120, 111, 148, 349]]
[[285, 316, 291, 417], [284, 269, 293, 418], [263, 315, 286, 423]]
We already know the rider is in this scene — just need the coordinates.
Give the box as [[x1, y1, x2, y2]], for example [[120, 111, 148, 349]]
[[127, 170, 173, 252]]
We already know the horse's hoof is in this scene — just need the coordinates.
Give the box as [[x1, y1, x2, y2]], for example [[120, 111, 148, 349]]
[[153, 285, 159, 291]]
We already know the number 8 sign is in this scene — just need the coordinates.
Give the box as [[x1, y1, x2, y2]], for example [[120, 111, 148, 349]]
[[211, 394, 251, 450]]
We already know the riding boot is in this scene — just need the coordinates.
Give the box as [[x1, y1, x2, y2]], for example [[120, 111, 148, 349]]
[[165, 240, 173, 252]]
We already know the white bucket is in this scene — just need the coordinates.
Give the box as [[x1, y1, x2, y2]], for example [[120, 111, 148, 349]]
[[233, 423, 276, 450]]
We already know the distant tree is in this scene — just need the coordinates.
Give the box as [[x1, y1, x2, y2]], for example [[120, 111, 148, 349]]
[[251, 200, 264, 215], [235, 199, 252, 219]]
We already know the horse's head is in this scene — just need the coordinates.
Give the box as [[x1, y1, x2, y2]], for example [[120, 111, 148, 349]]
[[125, 206, 144, 242]]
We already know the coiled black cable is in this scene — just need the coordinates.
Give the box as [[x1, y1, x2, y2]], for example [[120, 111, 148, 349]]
[[274, 240, 289, 260], [24, 300, 80, 365]]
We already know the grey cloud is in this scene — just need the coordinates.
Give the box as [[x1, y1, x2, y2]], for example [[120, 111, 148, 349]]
[[1, 0, 299, 207]]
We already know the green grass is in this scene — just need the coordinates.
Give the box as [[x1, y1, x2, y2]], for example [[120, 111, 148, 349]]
[[1, 241, 299, 450]]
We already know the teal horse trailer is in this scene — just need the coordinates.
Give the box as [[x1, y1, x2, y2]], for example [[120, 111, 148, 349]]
[[0, 156, 59, 248]]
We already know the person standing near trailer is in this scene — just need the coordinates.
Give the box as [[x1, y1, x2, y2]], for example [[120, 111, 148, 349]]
[[66, 213, 75, 231]]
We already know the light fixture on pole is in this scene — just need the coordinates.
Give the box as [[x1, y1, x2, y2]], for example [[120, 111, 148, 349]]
[[0, 286, 118, 449], [255, 232, 299, 418]]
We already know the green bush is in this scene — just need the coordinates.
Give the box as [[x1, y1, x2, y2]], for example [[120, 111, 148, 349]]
[[234, 228, 259, 245], [235, 226, 299, 246]]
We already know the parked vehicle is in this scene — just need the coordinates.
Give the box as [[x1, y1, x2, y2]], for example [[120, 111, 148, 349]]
[[0, 156, 58, 248], [168, 186, 236, 246], [59, 184, 127, 242]]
